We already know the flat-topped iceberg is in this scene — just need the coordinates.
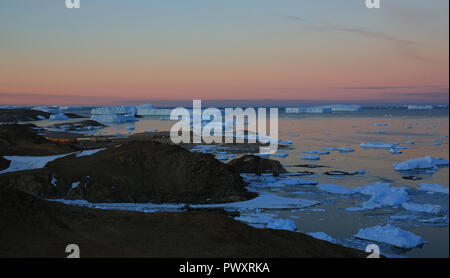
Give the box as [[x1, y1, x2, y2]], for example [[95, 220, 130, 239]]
[[407, 105, 433, 110], [301, 155, 320, 161], [401, 202, 444, 215], [91, 113, 137, 124], [136, 104, 172, 116], [393, 156, 449, 171], [354, 224, 424, 249], [91, 105, 137, 115], [285, 107, 332, 114]]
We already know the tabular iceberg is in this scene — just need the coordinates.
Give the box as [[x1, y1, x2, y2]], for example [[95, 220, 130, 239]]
[[393, 156, 449, 171]]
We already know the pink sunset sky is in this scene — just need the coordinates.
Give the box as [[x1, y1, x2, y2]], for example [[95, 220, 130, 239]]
[[0, 0, 448, 106]]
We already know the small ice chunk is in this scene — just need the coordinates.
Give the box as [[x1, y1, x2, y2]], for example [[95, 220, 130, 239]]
[[389, 148, 402, 154], [374, 123, 387, 127], [360, 142, 398, 149], [338, 147, 355, 153], [393, 156, 449, 171], [317, 184, 353, 194], [36, 115, 46, 120], [51, 175, 57, 187], [125, 125, 135, 131], [301, 155, 320, 161], [279, 139, 293, 144], [272, 152, 289, 158], [72, 182, 80, 189], [303, 150, 330, 155], [417, 183, 449, 194], [49, 114, 69, 120], [267, 218, 297, 231], [354, 224, 424, 249], [354, 169, 366, 175]]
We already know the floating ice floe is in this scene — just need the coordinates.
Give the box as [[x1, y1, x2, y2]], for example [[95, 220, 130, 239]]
[[272, 178, 319, 187], [279, 139, 293, 144], [389, 148, 403, 154], [360, 142, 398, 149], [417, 183, 449, 194], [36, 115, 47, 120], [285, 107, 332, 114], [267, 218, 297, 231], [393, 156, 449, 171], [338, 147, 355, 153], [354, 169, 366, 175], [401, 202, 445, 215], [322, 147, 339, 151], [272, 152, 289, 158], [75, 148, 107, 158], [0, 153, 75, 174], [303, 150, 330, 155], [191, 191, 319, 210], [354, 224, 424, 249], [91, 113, 137, 124], [317, 184, 353, 194], [353, 182, 410, 210], [374, 123, 388, 127], [418, 216, 449, 224], [125, 125, 135, 131], [91, 105, 137, 115], [307, 232, 337, 243], [49, 114, 69, 120], [301, 155, 320, 161]]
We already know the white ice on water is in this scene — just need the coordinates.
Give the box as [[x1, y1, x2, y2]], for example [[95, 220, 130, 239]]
[[317, 184, 353, 195], [354, 224, 424, 249], [393, 156, 449, 171], [417, 183, 449, 194]]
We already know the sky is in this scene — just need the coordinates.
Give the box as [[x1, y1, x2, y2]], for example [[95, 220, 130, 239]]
[[0, 0, 448, 106]]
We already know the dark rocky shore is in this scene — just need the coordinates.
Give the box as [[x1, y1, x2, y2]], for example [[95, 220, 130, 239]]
[[0, 187, 365, 258]]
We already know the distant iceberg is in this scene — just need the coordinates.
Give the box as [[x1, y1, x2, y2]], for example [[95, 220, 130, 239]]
[[91, 105, 137, 115], [137, 104, 172, 116], [285, 107, 332, 114], [91, 113, 137, 124], [407, 105, 433, 110]]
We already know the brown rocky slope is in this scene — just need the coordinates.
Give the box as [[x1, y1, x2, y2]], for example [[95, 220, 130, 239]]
[[0, 187, 365, 258]]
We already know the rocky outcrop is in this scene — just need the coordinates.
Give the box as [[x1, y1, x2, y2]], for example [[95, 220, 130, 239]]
[[0, 157, 10, 171], [227, 155, 288, 176], [0, 109, 50, 122], [1, 141, 255, 204], [0, 124, 78, 155]]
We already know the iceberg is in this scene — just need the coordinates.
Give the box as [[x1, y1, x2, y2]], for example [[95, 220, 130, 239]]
[[272, 152, 289, 158], [317, 184, 353, 194], [407, 105, 433, 110], [285, 107, 332, 114], [354, 224, 424, 249], [136, 106, 173, 116], [90, 113, 137, 124], [417, 183, 449, 194], [91, 105, 137, 115], [393, 156, 449, 171], [389, 148, 403, 154]]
